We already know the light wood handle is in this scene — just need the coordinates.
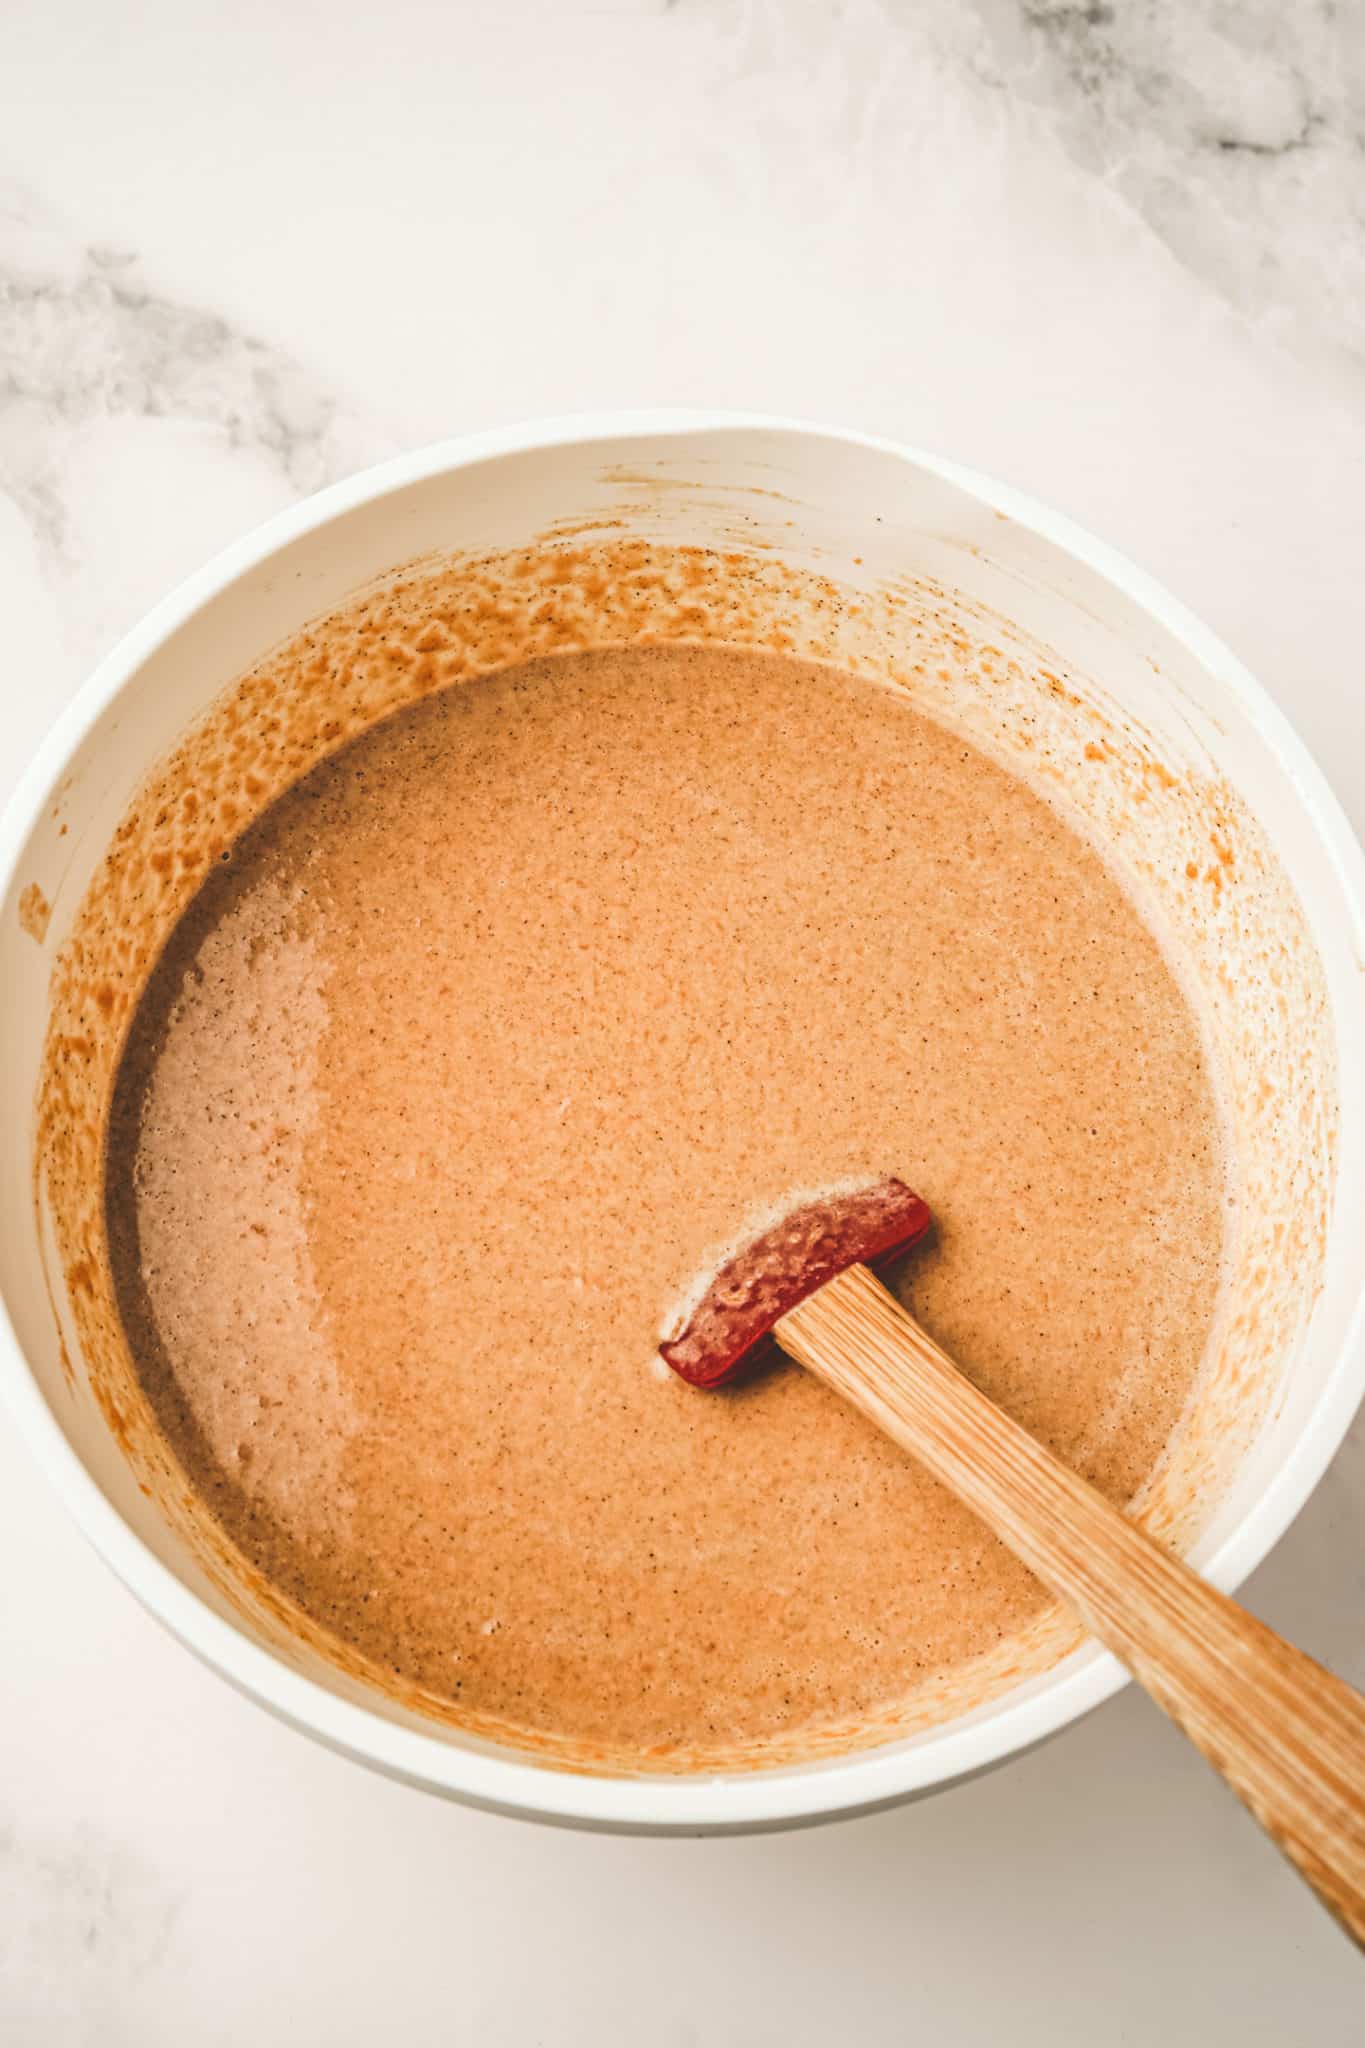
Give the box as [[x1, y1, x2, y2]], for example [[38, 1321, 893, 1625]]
[[777, 1262, 1365, 1948]]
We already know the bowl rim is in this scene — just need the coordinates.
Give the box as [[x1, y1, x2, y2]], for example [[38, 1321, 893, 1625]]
[[3, 407, 1364, 1833]]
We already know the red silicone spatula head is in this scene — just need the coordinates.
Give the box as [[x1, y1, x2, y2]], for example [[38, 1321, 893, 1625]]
[[658, 1177, 932, 1389]]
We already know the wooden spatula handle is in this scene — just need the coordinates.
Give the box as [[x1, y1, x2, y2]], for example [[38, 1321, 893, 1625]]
[[777, 1261, 1365, 1947]]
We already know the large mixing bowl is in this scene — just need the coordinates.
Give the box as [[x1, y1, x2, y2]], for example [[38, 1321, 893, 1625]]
[[2, 414, 1363, 1831]]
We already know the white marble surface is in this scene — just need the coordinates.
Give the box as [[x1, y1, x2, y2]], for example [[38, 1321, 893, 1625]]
[[2, 1, 1363, 2038]]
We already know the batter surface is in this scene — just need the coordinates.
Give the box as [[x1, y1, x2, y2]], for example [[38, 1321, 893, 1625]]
[[106, 643, 1225, 1762]]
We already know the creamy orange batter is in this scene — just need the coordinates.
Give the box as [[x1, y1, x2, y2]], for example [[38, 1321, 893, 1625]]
[[105, 642, 1225, 1762]]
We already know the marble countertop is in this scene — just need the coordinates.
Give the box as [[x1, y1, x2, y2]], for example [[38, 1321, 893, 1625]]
[[3, 2, 1363, 2038]]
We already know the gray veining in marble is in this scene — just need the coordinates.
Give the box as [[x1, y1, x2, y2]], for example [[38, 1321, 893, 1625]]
[[968, 0, 1365, 356], [1, 190, 385, 558], [2, 1821, 185, 2033]]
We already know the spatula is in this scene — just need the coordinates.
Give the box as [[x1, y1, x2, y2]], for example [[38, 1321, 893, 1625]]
[[659, 1178, 1365, 1947]]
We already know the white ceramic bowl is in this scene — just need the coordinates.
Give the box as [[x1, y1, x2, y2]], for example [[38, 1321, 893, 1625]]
[[3, 413, 1364, 1833]]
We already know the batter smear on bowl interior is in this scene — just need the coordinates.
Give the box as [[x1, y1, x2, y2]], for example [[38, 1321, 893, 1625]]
[[105, 641, 1225, 1765]]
